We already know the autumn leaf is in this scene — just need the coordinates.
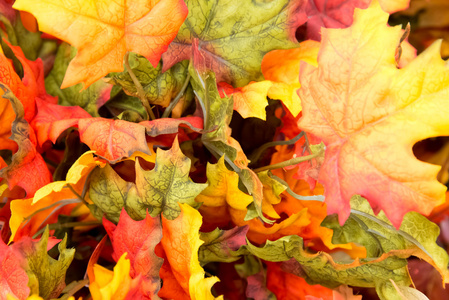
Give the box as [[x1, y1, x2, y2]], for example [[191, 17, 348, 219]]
[[13, 0, 188, 88], [265, 261, 333, 300], [103, 209, 163, 298], [108, 53, 191, 108], [198, 226, 249, 265], [89, 253, 134, 300], [9, 151, 105, 242], [261, 40, 320, 117], [89, 138, 207, 222], [162, 0, 304, 87], [297, 1, 449, 227], [0, 84, 52, 197], [217, 81, 272, 120], [44, 43, 112, 117], [159, 203, 221, 300], [0, 237, 30, 300], [11, 228, 75, 299]]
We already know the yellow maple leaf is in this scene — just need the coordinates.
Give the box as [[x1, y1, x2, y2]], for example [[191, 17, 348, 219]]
[[89, 253, 133, 300], [13, 0, 188, 88], [261, 40, 320, 117], [297, 0, 449, 227]]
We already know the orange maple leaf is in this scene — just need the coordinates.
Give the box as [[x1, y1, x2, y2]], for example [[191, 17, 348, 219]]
[[13, 0, 188, 88], [297, 1, 449, 227]]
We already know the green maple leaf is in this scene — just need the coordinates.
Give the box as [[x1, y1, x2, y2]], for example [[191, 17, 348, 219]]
[[89, 138, 207, 222], [15, 228, 75, 299], [45, 43, 111, 117], [108, 53, 192, 108], [162, 0, 301, 87]]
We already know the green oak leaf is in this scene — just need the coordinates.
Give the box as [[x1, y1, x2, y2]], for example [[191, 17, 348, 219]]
[[108, 53, 192, 108], [199, 226, 248, 265], [45, 43, 111, 117], [16, 228, 75, 299], [89, 138, 207, 222], [322, 195, 449, 284], [162, 0, 301, 87]]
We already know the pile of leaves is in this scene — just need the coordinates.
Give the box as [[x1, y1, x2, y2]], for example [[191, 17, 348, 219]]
[[1, 0, 449, 299]]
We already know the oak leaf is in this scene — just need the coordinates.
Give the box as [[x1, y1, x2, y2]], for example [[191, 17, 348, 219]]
[[297, 1, 449, 227], [159, 203, 221, 300], [13, 0, 188, 88], [103, 209, 163, 299]]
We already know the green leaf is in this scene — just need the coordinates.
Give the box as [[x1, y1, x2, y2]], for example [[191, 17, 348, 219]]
[[199, 226, 248, 265], [162, 0, 300, 87], [189, 64, 270, 224], [238, 234, 411, 292], [376, 280, 430, 300], [0, 12, 42, 60], [16, 228, 75, 299], [89, 137, 207, 222], [44, 43, 111, 117], [108, 53, 192, 108], [322, 195, 449, 284]]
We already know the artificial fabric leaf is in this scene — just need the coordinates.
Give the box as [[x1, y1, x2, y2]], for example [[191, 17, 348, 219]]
[[13, 0, 188, 88], [0, 11, 42, 60], [198, 226, 249, 265], [321, 195, 449, 283], [377, 280, 429, 300], [108, 53, 191, 108], [13, 228, 75, 299], [89, 253, 134, 300], [217, 81, 272, 120], [162, 0, 304, 87], [196, 156, 253, 214], [303, 0, 409, 41], [0, 237, 30, 300], [44, 43, 112, 117], [240, 235, 411, 294], [246, 268, 276, 300], [103, 209, 163, 299], [0, 84, 52, 197], [265, 261, 333, 300], [332, 285, 363, 300], [261, 40, 320, 117], [297, 1, 449, 228], [189, 64, 269, 223], [9, 151, 105, 242], [89, 138, 207, 222], [159, 203, 221, 300]]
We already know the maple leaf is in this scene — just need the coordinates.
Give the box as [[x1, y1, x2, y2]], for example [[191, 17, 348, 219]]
[[44, 43, 112, 117], [89, 138, 207, 222], [0, 238, 30, 300], [11, 228, 75, 299], [159, 203, 221, 300], [13, 0, 188, 88], [265, 261, 333, 300], [89, 253, 134, 300], [217, 81, 272, 120], [162, 0, 304, 87], [9, 151, 105, 242], [0, 85, 52, 197], [297, 1, 449, 228], [103, 209, 163, 298], [261, 40, 320, 117]]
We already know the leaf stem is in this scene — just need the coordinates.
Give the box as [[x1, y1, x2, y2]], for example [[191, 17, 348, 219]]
[[67, 184, 89, 206], [249, 132, 304, 165], [32, 221, 102, 239], [124, 52, 156, 120], [162, 72, 191, 118], [253, 148, 323, 173]]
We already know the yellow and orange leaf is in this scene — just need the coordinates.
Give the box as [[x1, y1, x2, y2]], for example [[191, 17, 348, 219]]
[[297, 1, 449, 228], [13, 0, 188, 88]]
